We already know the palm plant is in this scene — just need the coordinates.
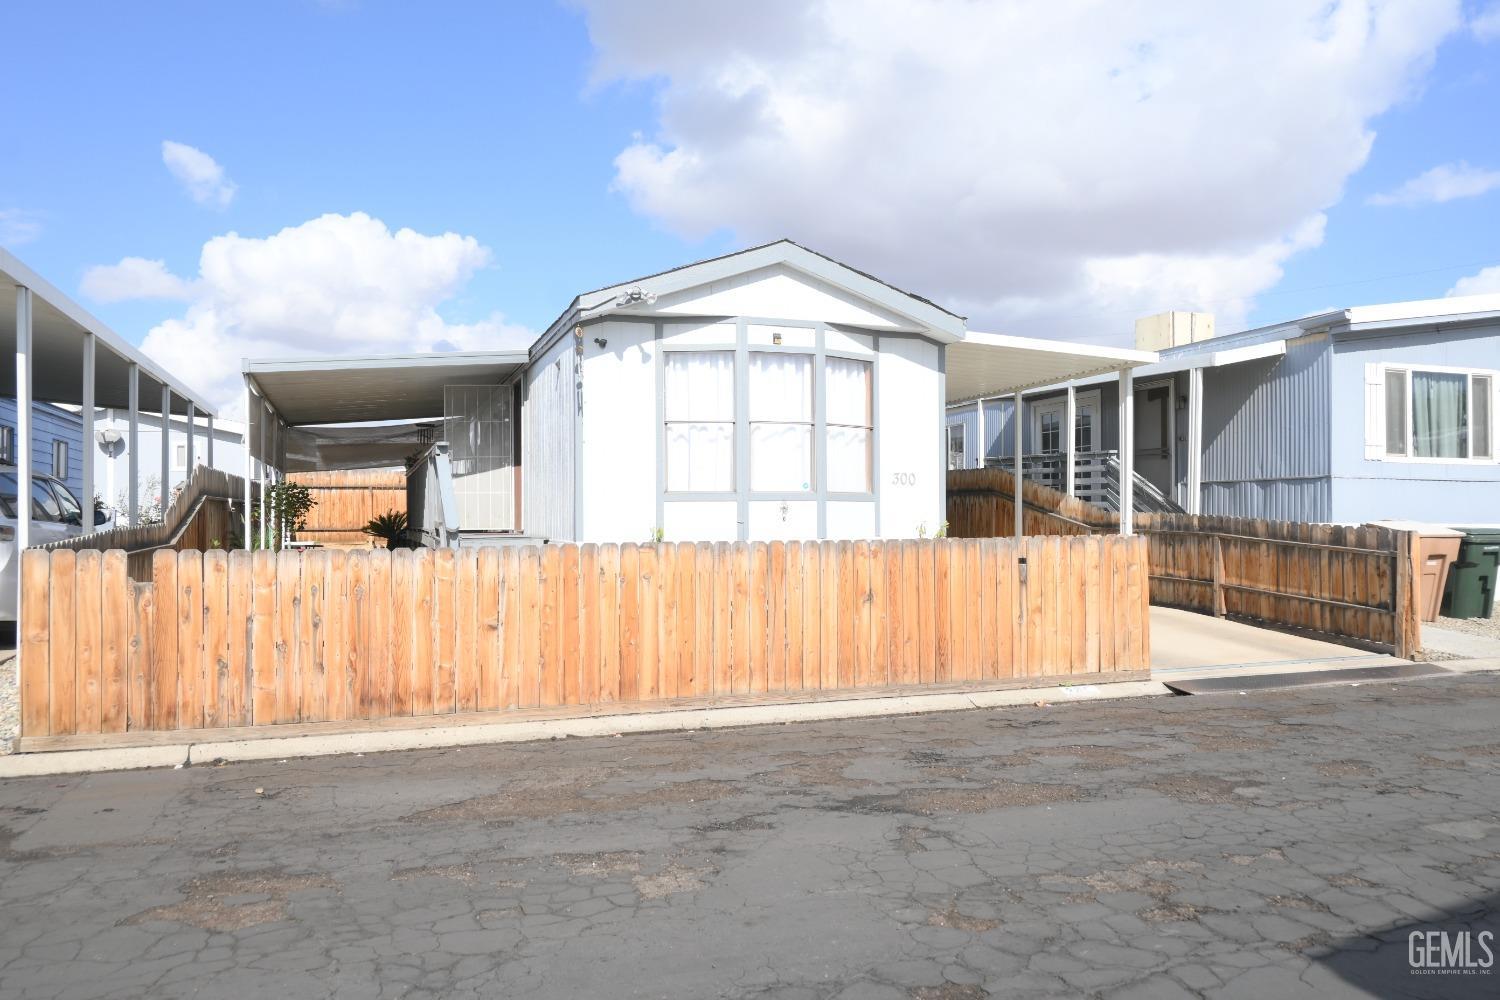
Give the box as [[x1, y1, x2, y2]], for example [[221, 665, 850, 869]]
[[362, 510, 409, 550]]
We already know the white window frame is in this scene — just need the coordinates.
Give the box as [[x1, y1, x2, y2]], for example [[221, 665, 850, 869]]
[[1374, 362, 1497, 465], [749, 350, 815, 494], [663, 348, 737, 496], [825, 353, 873, 496], [51, 439, 68, 478], [947, 423, 966, 471]]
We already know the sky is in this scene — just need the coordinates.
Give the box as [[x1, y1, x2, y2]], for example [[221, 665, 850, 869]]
[[2, 0, 1499, 417]]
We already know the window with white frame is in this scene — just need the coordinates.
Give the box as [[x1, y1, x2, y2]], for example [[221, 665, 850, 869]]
[[0, 426, 13, 465], [947, 423, 966, 471], [827, 356, 873, 493], [1374, 365, 1494, 461], [51, 439, 68, 477], [174, 444, 187, 469], [749, 352, 814, 492], [664, 351, 735, 492]]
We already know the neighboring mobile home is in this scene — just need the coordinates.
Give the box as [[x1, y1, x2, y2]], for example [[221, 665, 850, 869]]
[[948, 295, 1500, 524], [245, 240, 1155, 546]]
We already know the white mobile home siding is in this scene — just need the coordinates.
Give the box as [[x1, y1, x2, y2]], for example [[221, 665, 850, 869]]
[[521, 332, 577, 541]]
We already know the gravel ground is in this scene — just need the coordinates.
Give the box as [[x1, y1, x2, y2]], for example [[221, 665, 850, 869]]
[[1434, 612, 1500, 640], [0, 649, 15, 755]]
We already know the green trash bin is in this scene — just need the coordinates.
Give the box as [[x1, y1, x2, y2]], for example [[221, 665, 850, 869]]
[[1440, 529, 1500, 619]]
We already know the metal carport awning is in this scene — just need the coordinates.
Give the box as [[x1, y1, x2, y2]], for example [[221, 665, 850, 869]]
[[3, 248, 218, 555], [945, 331, 1158, 536]]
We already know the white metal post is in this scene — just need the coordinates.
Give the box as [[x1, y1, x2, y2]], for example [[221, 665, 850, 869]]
[[186, 402, 196, 480], [1065, 383, 1077, 497], [206, 414, 214, 468], [1119, 369, 1135, 535], [128, 364, 139, 526], [1187, 366, 1203, 515], [81, 333, 95, 532], [159, 385, 171, 516], [1013, 391, 1024, 539], [974, 399, 985, 470], [258, 402, 268, 548], [242, 382, 252, 549], [15, 286, 32, 551]]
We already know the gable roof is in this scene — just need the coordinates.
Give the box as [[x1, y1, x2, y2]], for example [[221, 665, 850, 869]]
[[534, 239, 968, 356]]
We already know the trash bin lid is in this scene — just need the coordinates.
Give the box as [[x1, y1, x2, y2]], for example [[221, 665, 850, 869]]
[[1454, 528, 1500, 544]]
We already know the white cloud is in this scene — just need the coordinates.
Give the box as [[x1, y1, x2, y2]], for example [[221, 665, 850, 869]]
[[0, 209, 43, 246], [92, 213, 532, 416], [1448, 265, 1500, 297], [1473, 3, 1500, 41], [81, 257, 196, 302], [1367, 161, 1500, 206], [161, 140, 238, 208], [575, 0, 1461, 339]]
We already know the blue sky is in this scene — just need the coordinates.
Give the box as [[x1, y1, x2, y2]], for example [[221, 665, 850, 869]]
[[2, 1, 1499, 411]]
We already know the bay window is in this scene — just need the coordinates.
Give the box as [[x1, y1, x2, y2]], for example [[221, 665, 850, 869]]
[[827, 356, 873, 493], [665, 351, 735, 491], [1381, 366, 1494, 461], [749, 353, 813, 492]]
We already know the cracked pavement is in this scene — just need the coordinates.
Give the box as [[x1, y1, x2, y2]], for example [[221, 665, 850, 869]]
[[2, 675, 1499, 998]]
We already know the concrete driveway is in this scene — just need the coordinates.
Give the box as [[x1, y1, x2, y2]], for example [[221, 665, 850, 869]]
[[1, 673, 1498, 998], [1149, 607, 1383, 672]]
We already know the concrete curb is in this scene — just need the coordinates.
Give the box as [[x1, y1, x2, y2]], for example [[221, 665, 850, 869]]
[[0, 679, 1174, 778]]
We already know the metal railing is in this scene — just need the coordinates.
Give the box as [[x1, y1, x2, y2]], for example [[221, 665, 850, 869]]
[[984, 450, 1184, 514]]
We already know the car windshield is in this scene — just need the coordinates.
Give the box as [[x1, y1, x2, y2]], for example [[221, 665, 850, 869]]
[[52, 481, 83, 524], [0, 472, 15, 520]]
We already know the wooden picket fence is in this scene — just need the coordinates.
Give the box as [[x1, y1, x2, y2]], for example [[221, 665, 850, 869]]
[[1138, 514, 1420, 658], [288, 470, 406, 547], [944, 469, 1420, 657], [17, 536, 1150, 749], [947, 467, 1118, 538]]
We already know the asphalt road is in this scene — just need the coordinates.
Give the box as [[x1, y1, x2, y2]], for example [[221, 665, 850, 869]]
[[2, 675, 1499, 999]]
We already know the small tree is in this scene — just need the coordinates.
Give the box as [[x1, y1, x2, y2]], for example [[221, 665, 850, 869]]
[[250, 480, 317, 550]]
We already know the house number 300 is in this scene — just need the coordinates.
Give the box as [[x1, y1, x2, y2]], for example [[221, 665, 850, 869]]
[[890, 472, 918, 487]]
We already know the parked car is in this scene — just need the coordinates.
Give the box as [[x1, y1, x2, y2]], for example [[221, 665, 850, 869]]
[[0, 467, 114, 623]]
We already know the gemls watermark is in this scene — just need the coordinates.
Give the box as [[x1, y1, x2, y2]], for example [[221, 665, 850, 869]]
[[1409, 930, 1495, 976]]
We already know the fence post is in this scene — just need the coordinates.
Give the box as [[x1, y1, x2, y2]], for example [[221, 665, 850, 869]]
[[1211, 535, 1225, 618], [1393, 529, 1419, 660]]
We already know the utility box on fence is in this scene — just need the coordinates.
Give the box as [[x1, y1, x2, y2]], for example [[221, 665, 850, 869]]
[[1441, 528, 1500, 620]]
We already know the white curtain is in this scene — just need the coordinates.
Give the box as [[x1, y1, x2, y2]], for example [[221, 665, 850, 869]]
[[665, 352, 735, 491], [749, 353, 812, 421], [827, 358, 872, 492], [1412, 371, 1467, 458], [826, 357, 870, 426], [750, 353, 812, 491]]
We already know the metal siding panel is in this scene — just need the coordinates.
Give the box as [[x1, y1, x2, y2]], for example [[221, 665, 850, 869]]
[[1201, 336, 1330, 484], [521, 336, 576, 541]]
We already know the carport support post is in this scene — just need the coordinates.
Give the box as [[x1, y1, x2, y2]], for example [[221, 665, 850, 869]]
[[127, 364, 139, 526], [1064, 384, 1077, 497], [14, 286, 32, 554], [81, 333, 95, 532], [206, 414, 214, 468], [186, 402, 196, 479], [258, 404, 268, 549], [1012, 391, 1024, 539], [1187, 366, 1203, 515], [160, 385, 171, 516], [1118, 369, 1134, 535], [973, 399, 984, 469]]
